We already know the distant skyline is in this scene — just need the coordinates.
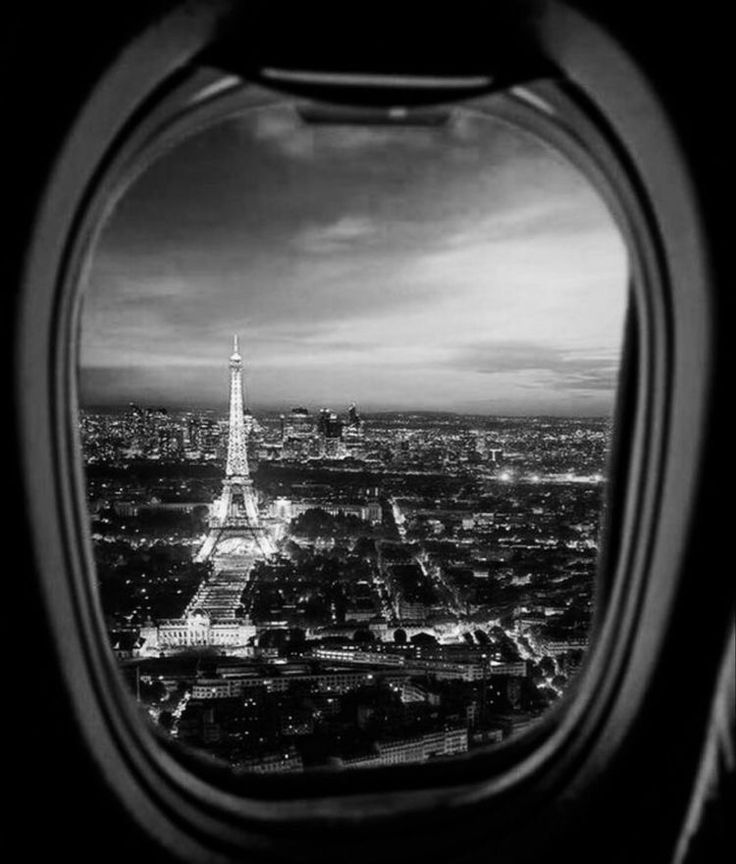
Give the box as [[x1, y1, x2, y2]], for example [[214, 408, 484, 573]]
[[79, 99, 628, 415]]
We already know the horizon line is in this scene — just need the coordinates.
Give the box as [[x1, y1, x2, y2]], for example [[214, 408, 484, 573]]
[[79, 402, 614, 419]]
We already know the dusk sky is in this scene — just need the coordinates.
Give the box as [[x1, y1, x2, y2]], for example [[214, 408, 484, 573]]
[[79, 97, 628, 415]]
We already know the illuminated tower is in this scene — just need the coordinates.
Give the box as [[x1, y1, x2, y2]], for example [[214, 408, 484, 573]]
[[195, 336, 274, 568], [226, 335, 248, 476]]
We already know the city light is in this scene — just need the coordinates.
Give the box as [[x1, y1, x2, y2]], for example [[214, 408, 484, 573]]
[[82, 339, 605, 773]]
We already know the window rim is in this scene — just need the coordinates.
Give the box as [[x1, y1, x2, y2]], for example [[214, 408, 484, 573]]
[[65, 69, 642, 795]]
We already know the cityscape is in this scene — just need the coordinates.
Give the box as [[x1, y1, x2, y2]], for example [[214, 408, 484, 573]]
[[81, 336, 611, 774]]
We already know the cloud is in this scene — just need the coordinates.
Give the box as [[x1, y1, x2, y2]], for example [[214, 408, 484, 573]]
[[80, 103, 628, 414], [294, 216, 379, 253], [449, 341, 621, 393], [554, 368, 619, 391], [441, 194, 611, 250]]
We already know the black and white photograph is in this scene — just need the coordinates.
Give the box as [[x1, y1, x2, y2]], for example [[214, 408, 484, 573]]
[[79, 91, 626, 770], [7, 4, 731, 864]]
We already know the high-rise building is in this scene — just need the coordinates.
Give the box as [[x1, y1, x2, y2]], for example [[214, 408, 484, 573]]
[[343, 401, 365, 459], [281, 407, 320, 459], [347, 402, 361, 429], [317, 409, 345, 458]]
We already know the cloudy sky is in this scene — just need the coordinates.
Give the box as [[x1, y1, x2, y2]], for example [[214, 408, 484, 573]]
[[79, 99, 628, 415]]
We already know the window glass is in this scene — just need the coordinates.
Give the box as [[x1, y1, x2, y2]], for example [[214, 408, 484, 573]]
[[79, 96, 627, 772]]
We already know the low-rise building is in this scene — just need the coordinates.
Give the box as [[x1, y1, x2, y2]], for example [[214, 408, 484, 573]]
[[342, 726, 468, 768], [139, 610, 256, 653]]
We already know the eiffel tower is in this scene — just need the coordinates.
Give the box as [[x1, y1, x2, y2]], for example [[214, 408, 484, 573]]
[[194, 336, 274, 583]]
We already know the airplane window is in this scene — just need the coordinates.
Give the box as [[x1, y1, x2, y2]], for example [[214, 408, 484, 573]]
[[77, 92, 628, 774]]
